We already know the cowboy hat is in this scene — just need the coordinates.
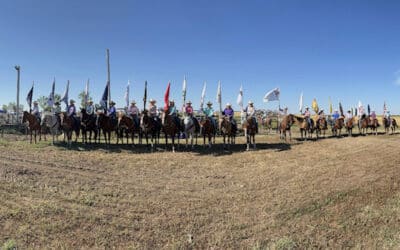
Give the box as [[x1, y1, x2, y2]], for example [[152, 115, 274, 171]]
[[87, 99, 93, 103], [109, 101, 115, 105], [169, 99, 175, 103], [207, 101, 212, 105], [248, 100, 253, 104], [149, 99, 156, 103], [33, 101, 38, 104], [70, 99, 75, 103], [54, 101, 60, 105], [226, 103, 231, 106], [130, 100, 136, 104], [186, 100, 192, 104]]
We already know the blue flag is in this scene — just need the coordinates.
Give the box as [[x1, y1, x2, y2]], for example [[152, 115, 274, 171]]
[[26, 84, 34, 111]]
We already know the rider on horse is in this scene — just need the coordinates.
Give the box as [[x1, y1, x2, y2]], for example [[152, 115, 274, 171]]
[[303, 106, 311, 127], [53, 101, 62, 130], [86, 99, 95, 117], [202, 101, 217, 131], [168, 100, 181, 130], [67, 99, 79, 129], [107, 101, 117, 126], [128, 100, 140, 127], [385, 110, 392, 125], [345, 110, 353, 125], [370, 110, 377, 123], [332, 109, 340, 122], [149, 99, 161, 126], [32, 101, 41, 123], [223, 103, 237, 130], [244, 101, 257, 133], [317, 109, 325, 126]]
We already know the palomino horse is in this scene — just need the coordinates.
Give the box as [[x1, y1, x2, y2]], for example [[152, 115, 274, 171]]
[[140, 110, 160, 151], [97, 113, 116, 145], [183, 116, 198, 149], [161, 112, 181, 152], [219, 116, 237, 150], [263, 116, 273, 134], [41, 112, 61, 144], [60, 112, 81, 147], [345, 117, 355, 137], [314, 117, 328, 138], [279, 114, 295, 141], [22, 111, 42, 144], [199, 117, 216, 148], [117, 113, 140, 145], [332, 117, 344, 137], [383, 117, 397, 134], [80, 109, 98, 144], [243, 117, 257, 151], [294, 116, 314, 140]]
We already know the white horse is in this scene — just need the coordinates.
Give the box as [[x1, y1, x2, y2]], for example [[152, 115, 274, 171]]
[[41, 112, 61, 144], [184, 116, 196, 149]]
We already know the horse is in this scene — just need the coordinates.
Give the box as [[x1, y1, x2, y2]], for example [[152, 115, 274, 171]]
[[383, 117, 398, 134], [345, 117, 355, 137], [279, 114, 295, 141], [80, 109, 98, 144], [242, 117, 257, 151], [60, 112, 81, 147], [161, 111, 181, 152], [368, 117, 380, 136], [140, 110, 160, 151], [294, 116, 314, 140], [332, 117, 344, 137], [117, 113, 141, 146], [41, 112, 61, 144], [263, 116, 273, 134], [97, 113, 116, 145], [183, 116, 199, 149], [199, 117, 216, 148], [314, 117, 328, 138], [219, 116, 237, 150], [22, 111, 42, 144], [358, 115, 378, 135]]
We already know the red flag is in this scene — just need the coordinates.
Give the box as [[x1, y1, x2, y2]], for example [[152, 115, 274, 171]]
[[164, 82, 170, 111]]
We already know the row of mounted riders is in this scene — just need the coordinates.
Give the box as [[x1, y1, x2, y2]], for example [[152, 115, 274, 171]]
[[278, 114, 398, 141], [21, 109, 258, 149]]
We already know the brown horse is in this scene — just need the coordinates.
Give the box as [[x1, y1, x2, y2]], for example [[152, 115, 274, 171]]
[[263, 116, 273, 134], [219, 116, 237, 150], [60, 112, 80, 147], [368, 117, 379, 136], [345, 117, 355, 136], [383, 117, 397, 134], [315, 117, 328, 138], [80, 109, 98, 144], [332, 117, 344, 137], [22, 111, 42, 143], [279, 114, 295, 141], [294, 116, 314, 140], [117, 113, 141, 145], [140, 110, 160, 151], [358, 115, 379, 135], [97, 113, 116, 145], [243, 117, 257, 151], [161, 111, 181, 152], [199, 117, 216, 148]]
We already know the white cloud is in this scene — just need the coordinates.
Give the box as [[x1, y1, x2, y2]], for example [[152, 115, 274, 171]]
[[395, 70, 400, 85]]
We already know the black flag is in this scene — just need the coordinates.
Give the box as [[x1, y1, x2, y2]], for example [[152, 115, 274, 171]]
[[143, 80, 147, 110], [367, 104, 370, 115], [26, 84, 34, 111], [339, 102, 344, 117], [100, 82, 109, 111]]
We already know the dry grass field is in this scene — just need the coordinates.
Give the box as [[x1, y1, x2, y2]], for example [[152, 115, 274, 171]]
[[1, 129, 400, 249]]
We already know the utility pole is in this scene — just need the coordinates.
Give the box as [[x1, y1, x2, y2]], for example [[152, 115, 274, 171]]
[[15, 65, 20, 124]]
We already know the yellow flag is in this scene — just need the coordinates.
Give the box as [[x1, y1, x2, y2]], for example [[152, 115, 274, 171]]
[[329, 97, 332, 114], [312, 98, 319, 113]]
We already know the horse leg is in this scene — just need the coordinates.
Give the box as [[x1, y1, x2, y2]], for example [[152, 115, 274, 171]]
[[253, 134, 256, 149]]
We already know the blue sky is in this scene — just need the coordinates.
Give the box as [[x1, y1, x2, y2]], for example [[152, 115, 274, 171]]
[[1, 0, 400, 113]]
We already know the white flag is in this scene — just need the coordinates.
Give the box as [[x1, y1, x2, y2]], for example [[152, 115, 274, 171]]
[[60, 80, 69, 107], [125, 80, 130, 108], [182, 75, 187, 106], [358, 100, 364, 115], [263, 87, 280, 102], [200, 81, 206, 109], [237, 84, 243, 108], [299, 92, 303, 112], [47, 78, 55, 107], [84, 79, 89, 105], [216, 80, 221, 104]]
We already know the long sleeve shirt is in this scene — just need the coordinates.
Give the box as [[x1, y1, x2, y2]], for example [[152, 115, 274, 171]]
[[68, 105, 76, 116], [245, 106, 256, 117], [203, 107, 214, 117], [86, 104, 95, 115], [149, 104, 158, 117], [168, 106, 177, 116], [185, 106, 193, 115], [128, 105, 140, 116], [223, 108, 234, 118]]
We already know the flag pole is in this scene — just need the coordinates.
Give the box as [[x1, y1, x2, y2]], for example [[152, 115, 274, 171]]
[[106, 49, 111, 104], [15, 66, 21, 123]]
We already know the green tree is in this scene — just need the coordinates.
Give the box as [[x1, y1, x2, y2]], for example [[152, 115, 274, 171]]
[[78, 91, 90, 109], [36, 96, 48, 110], [6, 102, 23, 113], [2, 104, 8, 112]]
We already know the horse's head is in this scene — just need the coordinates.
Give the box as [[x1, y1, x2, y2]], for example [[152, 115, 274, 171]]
[[22, 111, 29, 123]]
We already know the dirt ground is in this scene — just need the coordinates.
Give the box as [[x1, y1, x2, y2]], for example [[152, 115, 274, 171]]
[[1, 131, 400, 249]]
